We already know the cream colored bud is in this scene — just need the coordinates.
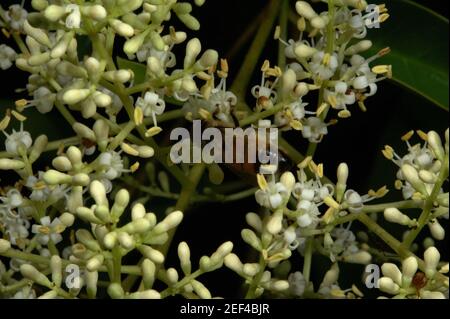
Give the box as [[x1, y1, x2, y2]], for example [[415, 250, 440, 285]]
[[128, 290, 161, 299], [402, 164, 428, 195], [124, 32, 148, 56], [294, 82, 309, 97], [381, 263, 402, 285], [60, 212, 75, 227], [87, 254, 104, 272], [142, 259, 156, 289], [137, 145, 155, 158], [139, 245, 165, 264], [84, 57, 101, 74], [110, 19, 135, 37], [296, 1, 317, 20], [152, 211, 184, 235], [428, 131, 445, 161], [82, 5, 107, 20], [343, 251, 372, 265], [402, 256, 418, 286], [111, 189, 130, 220], [191, 280, 211, 299], [224, 253, 243, 274], [73, 122, 96, 141], [281, 69, 297, 98], [178, 13, 200, 31], [92, 92, 112, 107], [424, 246, 440, 278], [132, 203, 146, 221], [20, 264, 52, 287], [44, 5, 66, 21], [196, 49, 218, 70], [345, 40, 373, 56], [270, 280, 289, 292], [86, 271, 98, 298], [378, 277, 400, 295], [117, 232, 134, 249], [28, 52, 51, 66], [311, 16, 326, 29], [147, 56, 164, 76], [245, 212, 263, 233], [166, 268, 179, 284], [241, 229, 262, 251], [428, 219, 445, 241], [211, 241, 234, 263], [43, 170, 72, 185], [321, 263, 340, 287], [0, 239, 11, 253], [51, 31, 74, 59], [178, 242, 191, 274], [107, 283, 124, 299], [67, 146, 83, 168], [52, 156, 72, 172], [266, 210, 283, 235], [50, 255, 62, 287], [103, 232, 118, 249], [295, 43, 317, 59], [419, 170, 437, 184], [76, 207, 102, 224], [243, 263, 261, 277], [63, 89, 91, 105], [184, 38, 202, 69], [29, 135, 48, 163], [31, 0, 48, 11], [24, 20, 51, 48], [384, 208, 414, 226], [280, 172, 296, 192], [90, 180, 108, 207]]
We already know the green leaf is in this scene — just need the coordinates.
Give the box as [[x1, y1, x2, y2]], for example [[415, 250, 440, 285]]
[[368, 0, 449, 111], [116, 57, 147, 85]]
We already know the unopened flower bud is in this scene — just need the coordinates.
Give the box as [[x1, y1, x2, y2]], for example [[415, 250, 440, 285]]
[[345, 40, 372, 55], [378, 277, 400, 295], [117, 232, 134, 249], [29, 135, 48, 163], [381, 263, 401, 285], [266, 210, 283, 235], [178, 242, 191, 275], [60, 212, 75, 227], [110, 19, 135, 37], [107, 283, 124, 299], [139, 245, 165, 264], [152, 211, 184, 235], [128, 289, 161, 299], [0, 239, 11, 253], [295, 43, 317, 59], [52, 156, 73, 171], [428, 131, 445, 161], [384, 208, 415, 227], [224, 253, 243, 274], [43, 170, 72, 185], [63, 89, 91, 105], [402, 256, 418, 286], [241, 229, 262, 251], [90, 180, 108, 207], [20, 264, 52, 288], [50, 255, 62, 287], [191, 280, 211, 299], [402, 164, 428, 196], [87, 254, 104, 272], [195, 49, 218, 70], [343, 251, 372, 265], [428, 219, 445, 241], [424, 246, 440, 278]]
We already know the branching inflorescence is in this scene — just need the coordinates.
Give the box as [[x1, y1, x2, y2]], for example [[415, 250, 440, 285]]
[[0, 0, 448, 299]]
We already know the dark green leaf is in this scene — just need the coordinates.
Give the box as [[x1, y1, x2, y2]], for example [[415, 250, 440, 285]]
[[368, 0, 449, 110]]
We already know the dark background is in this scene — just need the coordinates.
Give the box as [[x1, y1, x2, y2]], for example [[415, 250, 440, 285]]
[[0, 0, 448, 298]]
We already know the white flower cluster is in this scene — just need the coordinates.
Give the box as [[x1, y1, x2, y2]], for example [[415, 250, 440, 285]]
[[382, 130, 449, 241]]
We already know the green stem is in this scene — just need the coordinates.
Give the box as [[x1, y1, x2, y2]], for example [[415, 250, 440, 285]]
[[239, 101, 287, 127], [245, 255, 266, 299], [159, 269, 203, 298], [302, 238, 314, 287], [277, 0, 289, 71]]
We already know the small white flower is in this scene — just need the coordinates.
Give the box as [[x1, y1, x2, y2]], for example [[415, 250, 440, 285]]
[[65, 4, 81, 29], [288, 272, 306, 297], [0, 44, 16, 70], [301, 117, 328, 143], [135, 91, 166, 127], [310, 51, 338, 81], [98, 151, 126, 180], [22, 87, 56, 114], [31, 216, 65, 245], [3, 123, 33, 155], [255, 182, 288, 210], [4, 5, 27, 31], [325, 82, 356, 110]]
